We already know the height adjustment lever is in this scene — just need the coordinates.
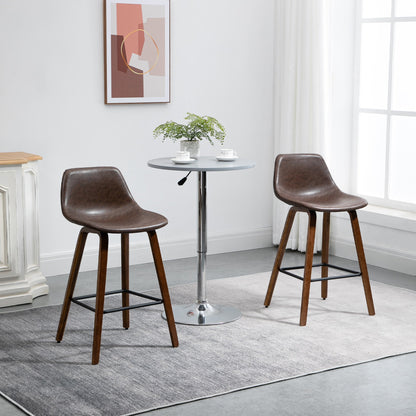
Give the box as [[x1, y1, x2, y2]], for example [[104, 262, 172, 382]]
[[178, 171, 191, 186]]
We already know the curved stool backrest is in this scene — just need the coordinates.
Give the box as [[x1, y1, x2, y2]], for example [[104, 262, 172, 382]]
[[274, 153, 340, 208], [61, 166, 137, 225]]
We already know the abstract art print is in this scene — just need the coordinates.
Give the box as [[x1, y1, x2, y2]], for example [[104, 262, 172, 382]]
[[105, 0, 170, 103]]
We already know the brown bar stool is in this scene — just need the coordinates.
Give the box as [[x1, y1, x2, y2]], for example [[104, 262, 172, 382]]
[[56, 167, 178, 364], [264, 154, 375, 325]]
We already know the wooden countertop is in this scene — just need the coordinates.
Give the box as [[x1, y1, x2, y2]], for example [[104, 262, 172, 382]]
[[0, 152, 42, 165]]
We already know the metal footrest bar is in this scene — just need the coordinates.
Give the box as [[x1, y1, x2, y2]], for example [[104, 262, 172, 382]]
[[279, 262, 361, 282], [71, 289, 163, 314]]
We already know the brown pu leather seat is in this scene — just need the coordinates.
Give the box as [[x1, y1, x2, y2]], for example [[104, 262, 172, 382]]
[[264, 154, 375, 325], [56, 167, 178, 364]]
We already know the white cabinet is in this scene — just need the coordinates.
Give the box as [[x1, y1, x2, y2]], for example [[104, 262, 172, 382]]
[[0, 152, 48, 307]]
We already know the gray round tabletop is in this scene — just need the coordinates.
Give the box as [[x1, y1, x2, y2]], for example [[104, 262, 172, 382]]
[[148, 156, 255, 172]]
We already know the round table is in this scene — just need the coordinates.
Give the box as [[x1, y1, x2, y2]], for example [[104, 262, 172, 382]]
[[148, 156, 255, 325]]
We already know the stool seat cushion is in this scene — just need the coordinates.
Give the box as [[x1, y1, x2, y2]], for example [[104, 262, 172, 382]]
[[64, 205, 168, 233], [277, 188, 367, 212]]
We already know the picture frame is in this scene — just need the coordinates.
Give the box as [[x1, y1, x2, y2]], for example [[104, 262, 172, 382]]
[[104, 0, 170, 104]]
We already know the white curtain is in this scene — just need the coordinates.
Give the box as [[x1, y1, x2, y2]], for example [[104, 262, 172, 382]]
[[273, 0, 331, 252]]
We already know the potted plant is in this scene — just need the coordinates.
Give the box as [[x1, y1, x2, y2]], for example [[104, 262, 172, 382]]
[[153, 112, 226, 158]]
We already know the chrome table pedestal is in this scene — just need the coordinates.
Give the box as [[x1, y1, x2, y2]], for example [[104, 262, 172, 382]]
[[148, 157, 255, 325]]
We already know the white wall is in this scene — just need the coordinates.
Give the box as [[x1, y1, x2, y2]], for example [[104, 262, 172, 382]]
[[0, 0, 275, 276]]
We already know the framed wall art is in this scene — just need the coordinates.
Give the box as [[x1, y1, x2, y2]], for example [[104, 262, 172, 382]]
[[104, 0, 170, 104]]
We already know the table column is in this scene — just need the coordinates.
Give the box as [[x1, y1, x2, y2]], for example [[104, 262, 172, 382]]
[[177, 170, 241, 325], [197, 171, 207, 303], [0, 152, 49, 307]]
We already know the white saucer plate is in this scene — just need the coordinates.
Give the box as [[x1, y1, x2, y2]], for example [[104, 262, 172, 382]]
[[171, 158, 195, 164], [216, 156, 239, 162]]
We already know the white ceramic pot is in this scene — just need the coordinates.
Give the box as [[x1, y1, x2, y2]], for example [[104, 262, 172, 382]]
[[180, 140, 200, 159]]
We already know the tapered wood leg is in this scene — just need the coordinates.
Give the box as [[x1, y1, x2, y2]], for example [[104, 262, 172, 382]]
[[148, 230, 178, 348], [56, 229, 88, 342], [92, 232, 109, 365], [121, 233, 130, 329], [321, 212, 330, 300], [349, 210, 375, 316], [300, 211, 316, 326], [264, 207, 297, 307]]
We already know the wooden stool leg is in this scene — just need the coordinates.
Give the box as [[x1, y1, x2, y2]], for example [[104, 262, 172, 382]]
[[56, 229, 88, 342], [264, 207, 297, 307], [321, 212, 330, 300], [92, 232, 109, 365], [349, 210, 375, 316], [121, 233, 130, 329], [148, 230, 178, 348], [300, 211, 317, 326]]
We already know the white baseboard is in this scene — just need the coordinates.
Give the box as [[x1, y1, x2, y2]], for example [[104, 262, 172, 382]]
[[330, 238, 416, 276], [40, 227, 273, 277]]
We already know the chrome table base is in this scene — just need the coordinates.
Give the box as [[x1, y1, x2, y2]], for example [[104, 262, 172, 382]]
[[162, 302, 241, 325]]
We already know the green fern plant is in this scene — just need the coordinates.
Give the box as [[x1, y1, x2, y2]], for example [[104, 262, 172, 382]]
[[153, 113, 226, 145]]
